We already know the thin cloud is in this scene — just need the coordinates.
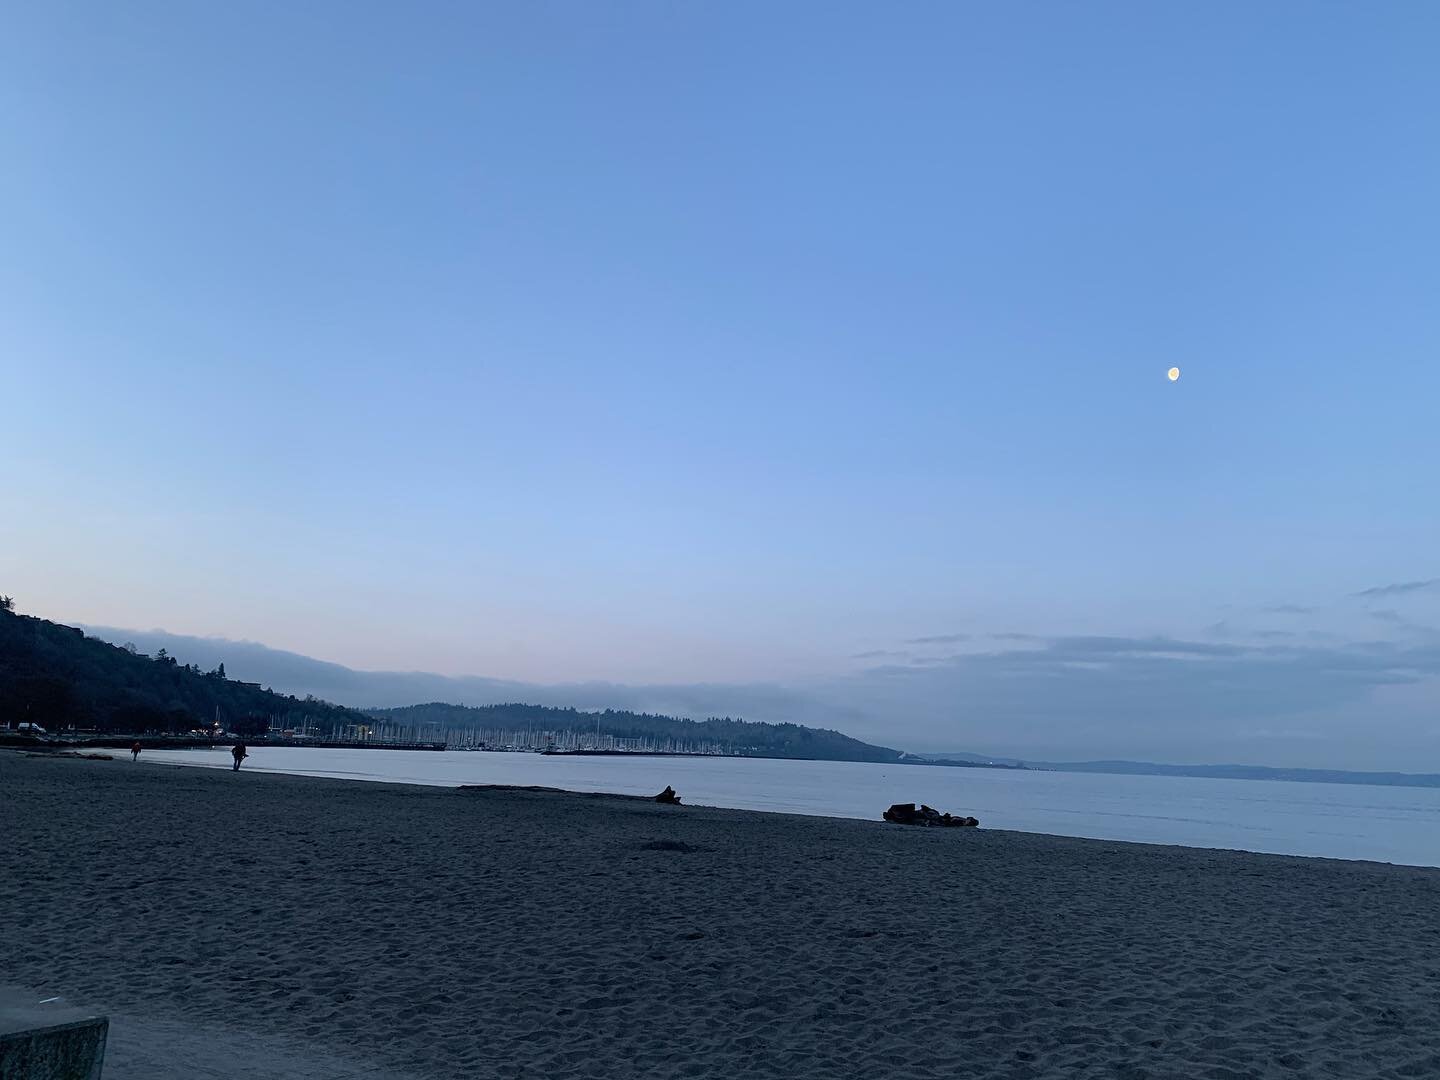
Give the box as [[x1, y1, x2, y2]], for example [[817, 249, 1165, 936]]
[[1367, 610, 1440, 637], [1046, 635, 1249, 658], [903, 633, 971, 645], [1353, 579, 1439, 599], [1262, 604, 1314, 614]]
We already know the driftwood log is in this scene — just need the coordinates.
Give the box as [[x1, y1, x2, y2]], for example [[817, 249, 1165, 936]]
[[883, 803, 978, 828]]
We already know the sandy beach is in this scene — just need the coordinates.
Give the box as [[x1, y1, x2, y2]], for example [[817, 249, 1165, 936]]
[[3, 752, 1439, 1079]]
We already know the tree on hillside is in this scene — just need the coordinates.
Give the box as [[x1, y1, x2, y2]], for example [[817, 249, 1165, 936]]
[[1, 676, 77, 727], [0, 596, 14, 613]]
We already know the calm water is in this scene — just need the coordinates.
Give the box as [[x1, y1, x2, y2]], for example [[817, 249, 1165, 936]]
[[141, 747, 1440, 867]]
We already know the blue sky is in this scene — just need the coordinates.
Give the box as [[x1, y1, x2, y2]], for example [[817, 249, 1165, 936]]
[[4, 3, 1439, 766]]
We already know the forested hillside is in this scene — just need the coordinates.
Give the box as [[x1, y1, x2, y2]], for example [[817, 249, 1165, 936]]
[[368, 701, 905, 762], [0, 598, 369, 736]]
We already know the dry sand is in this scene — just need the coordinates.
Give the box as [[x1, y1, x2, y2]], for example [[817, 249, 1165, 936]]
[[3, 751, 1439, 1079]]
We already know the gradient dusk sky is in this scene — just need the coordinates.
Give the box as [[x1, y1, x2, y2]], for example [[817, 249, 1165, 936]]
[[5, 3, 1439, 767]]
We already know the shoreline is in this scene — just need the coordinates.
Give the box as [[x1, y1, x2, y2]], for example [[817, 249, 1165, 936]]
[[6, 752, 1440, 1079], [126, 754, 1438, 870], [81, 744, 1440, 868]]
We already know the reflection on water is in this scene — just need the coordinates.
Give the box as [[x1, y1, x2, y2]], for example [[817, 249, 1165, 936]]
[[141, 747, 1440, 867]]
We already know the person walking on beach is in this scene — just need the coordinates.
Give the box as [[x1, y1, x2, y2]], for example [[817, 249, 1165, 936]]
[[231, 742, 247, 771], [131, 741, 141, 762]]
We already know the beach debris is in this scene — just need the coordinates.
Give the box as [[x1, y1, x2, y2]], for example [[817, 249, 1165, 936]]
[[654, 785, 682, 805], [883, 803, 978, 828]]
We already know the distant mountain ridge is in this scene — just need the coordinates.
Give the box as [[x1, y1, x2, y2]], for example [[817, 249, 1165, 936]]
[[75, 625, 838, 727], [76, 625, 531, 708]]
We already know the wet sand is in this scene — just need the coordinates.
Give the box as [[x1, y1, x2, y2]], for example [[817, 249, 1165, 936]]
[[3, 751, 1439, 1079]]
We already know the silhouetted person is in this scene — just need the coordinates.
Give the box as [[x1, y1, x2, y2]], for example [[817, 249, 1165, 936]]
[[231, 742, 247, 771], [131, 741, 141, 762], [655, 785, 681, 805]]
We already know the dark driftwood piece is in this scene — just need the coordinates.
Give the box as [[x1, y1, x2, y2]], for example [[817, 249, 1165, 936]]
[[883, 802, 978, 828]]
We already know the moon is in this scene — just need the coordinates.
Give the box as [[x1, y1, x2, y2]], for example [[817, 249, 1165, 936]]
[[1167, 367, 1180, 382]]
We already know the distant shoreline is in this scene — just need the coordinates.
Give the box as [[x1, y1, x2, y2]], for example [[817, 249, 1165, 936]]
[[4, 734, 1024, 768], [12, 731, 1437, 788]]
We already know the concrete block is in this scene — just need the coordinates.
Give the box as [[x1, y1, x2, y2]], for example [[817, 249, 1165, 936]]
[[0, 988, 108, 1080]]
